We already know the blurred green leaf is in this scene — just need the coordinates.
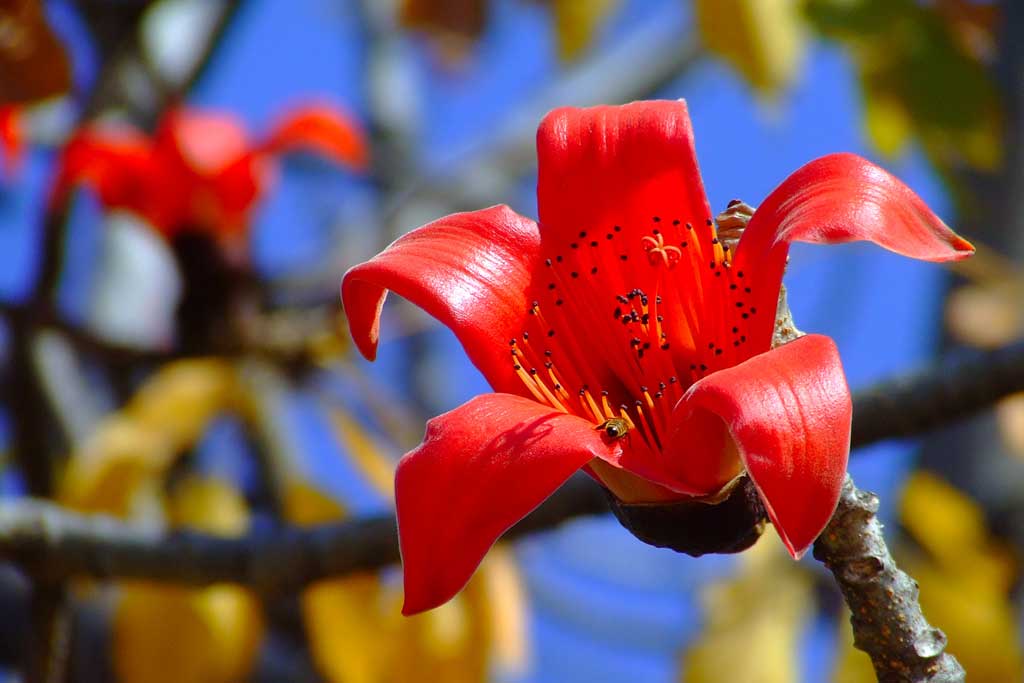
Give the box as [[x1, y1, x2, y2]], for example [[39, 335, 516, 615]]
[[805, 0, 1002, 171]]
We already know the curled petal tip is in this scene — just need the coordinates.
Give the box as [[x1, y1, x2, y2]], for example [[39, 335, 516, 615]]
[[950, 235, 976, 259]]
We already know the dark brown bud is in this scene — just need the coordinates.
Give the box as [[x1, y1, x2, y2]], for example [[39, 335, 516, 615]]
[[605, 476, 767, 556]]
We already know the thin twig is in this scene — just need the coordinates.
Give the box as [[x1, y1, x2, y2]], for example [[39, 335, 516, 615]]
[[813, 477, 965, 682]]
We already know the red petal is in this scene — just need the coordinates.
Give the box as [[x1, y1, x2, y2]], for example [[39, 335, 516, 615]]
[[396, 393, 619, 614], [667, 334, 851, 558], [262, 104, 368, 170], [536, 100, 711, 240], [49, 126, 186, 230], [157, 107, 250, 175], [734, 153, 974, 347], [341, 205, 541, 394], [532, 100, 722, 394], [0, 106, 23, 176]]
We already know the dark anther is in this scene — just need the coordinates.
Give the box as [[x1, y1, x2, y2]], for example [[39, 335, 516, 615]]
[[545, 258, 552, 266], [556, 299, 564, 306], [513, 364, 522, 370], [673, 219, 680, 226], [730, 284, 737, 290], [736, 302, 744, 308], [571, 272, 579, 278], [571, 243, 579, 249], [653, 216, 661, 222], [591, 241, 599, 247], [557, 255, 564, 262], [681, 241, 688, 248], [700, 363, 708, 371], [669, 376, 677, 383], [614, 225, 622, 232], [547, 330, 555, 337], [548, 283, 556, 290], [523, 332, 530, 340], [579, 231, 587, 238], [750, 307, 757, 314], [653, 229, 660, 235], [745, 287, 751, 293], [529, 367, 538, 375], [711, 237, 719, 244], [614, 307, 622, 319], [620, 255, 628, 261], [705, 219, 713, 226], [660, 343, 670, 350], [591, 267, 598, 274], [607, 233, 614, 240], [686, 222, 693, 230]]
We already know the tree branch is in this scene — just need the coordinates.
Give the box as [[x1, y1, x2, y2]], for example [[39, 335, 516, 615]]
[[813, 477, 965, 682], [2, 338, 1024, 589], [0, 475, 608, 591]]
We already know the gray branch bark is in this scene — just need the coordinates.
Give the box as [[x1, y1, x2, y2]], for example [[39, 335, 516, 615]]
[[814, 477, 965, 682]]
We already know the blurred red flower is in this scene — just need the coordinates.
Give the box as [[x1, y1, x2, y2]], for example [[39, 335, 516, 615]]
[[51, 103, 368, 242], [341, 100, 973, 615], [0, 106, 24, 177]]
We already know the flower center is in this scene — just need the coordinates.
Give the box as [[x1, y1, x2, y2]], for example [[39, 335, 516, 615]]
[[508, 213, 762, 456]]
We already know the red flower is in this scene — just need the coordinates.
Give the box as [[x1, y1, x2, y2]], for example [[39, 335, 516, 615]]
[[341, 100, 973, 615], [0, 105, 24, 177], [51, 103, 367, 242]]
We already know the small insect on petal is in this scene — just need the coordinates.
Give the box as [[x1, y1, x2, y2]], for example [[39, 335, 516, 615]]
[[597, 417, 631, 439]]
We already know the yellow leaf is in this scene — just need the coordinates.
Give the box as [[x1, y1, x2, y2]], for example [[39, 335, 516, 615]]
[[287, 481, 527, 683], [831, 608, 880, 683], [897, 471, 1023, 681], [114, 583, 263, 683], [905, 556, 1023, 681], [548, 0, 619, 61], [694, 0, 805, 95], [328, 408, 397, 500], [862, 90, 912, 158], [900, 471, 1015, 587], [945, 283, 1022, 349], [112, 476, 263, 683], [59, 359, 239, 514], [683, 530, 811, 683]]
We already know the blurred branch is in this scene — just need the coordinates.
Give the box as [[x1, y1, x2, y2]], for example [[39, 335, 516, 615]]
[[0, 474, 608, 589], [813, 477, 965, 682], [4, 338, 1024, 587], [850, 339, 1024, 447]]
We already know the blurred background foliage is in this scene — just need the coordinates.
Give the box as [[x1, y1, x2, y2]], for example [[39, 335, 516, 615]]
[[0, 0, 1021, 682]]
